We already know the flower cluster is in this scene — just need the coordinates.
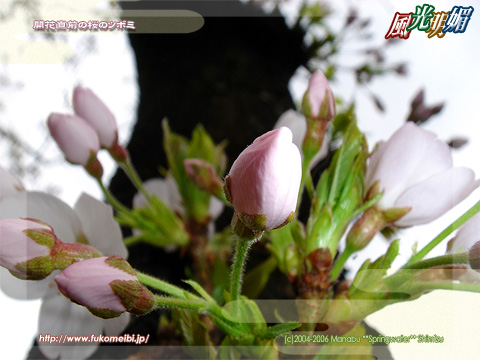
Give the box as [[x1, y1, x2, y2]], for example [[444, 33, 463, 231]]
[[47, 87, 127, 178], [2, 71, 480, 360]]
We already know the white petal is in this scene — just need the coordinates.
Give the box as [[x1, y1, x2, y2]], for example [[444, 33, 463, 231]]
[[273, 110, 306, 150], [394, 167, 478, 227], [370, 123, 453, 209], [208, 196, 224, 220], [365, 141, 386, 189], [38, 286, 102, 360], [0, 192, 83, 244], [102, 313, 130, 336], [0, 267, 50, 299], [74, 193, 127, 258], [133, 177, 183, 215], [448, 212, 480, 254]]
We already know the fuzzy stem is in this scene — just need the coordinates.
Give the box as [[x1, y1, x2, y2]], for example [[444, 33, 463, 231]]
[[136, 271, 198, 300], [154, 296, 206, 311], [230, 238, 255, 301]]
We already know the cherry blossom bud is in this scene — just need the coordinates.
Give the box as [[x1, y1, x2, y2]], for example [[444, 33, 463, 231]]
[[224, 127, 302, 235], [55, 255, 155, 319], [304, 70, 335, 121], [365, 122, 478, 227], [184, 158, 224, 200], [0, 218, 56, 280], [47, 113, 100, 166], [73, 86, 118, 149], [301, 71, 335, 162]]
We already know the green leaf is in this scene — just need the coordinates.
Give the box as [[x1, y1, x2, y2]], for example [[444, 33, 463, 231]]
[[211, 257, 230, 305], [184, 279, 216, 304], [243, 256, 277, 299], [171, 309, 217, 360]]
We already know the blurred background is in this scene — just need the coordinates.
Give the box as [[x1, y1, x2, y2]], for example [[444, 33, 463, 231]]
[[1, 0, 479, 358]]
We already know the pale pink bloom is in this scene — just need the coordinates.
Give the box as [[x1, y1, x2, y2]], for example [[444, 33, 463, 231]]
[[307, 70, 335, 119], [73, 86, 118, 148], [0, 192, 128, 359], [366, 122, 478, 227], [0, 219, 54, 279], [47, 113, 100, 165], [0, 167, 24, 200], [226, 127, 302, 230], [274, 109, 329, 169], [448, 213, 480, 254], [55, 256, 140, 317]]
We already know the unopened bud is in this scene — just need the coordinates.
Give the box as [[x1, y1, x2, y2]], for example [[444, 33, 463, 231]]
[[346, 207, 386, 252], [184, 158, 224, 200], [225, 127, 301, 233], [47, 113, 100, 166], [301, 71, 335, 161], [55, 255, 155, 319], [73, 86, 119, 149], [0, 218, 56, 280]]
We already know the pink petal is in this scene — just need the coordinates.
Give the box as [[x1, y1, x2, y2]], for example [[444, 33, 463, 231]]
[[370, 123, 453, 209], [73, 87, 118, 148], [394, 167, 478, 227], [55, 257, 135, 312], [228, 127, 302, 229], [48, 113, 100, 165]]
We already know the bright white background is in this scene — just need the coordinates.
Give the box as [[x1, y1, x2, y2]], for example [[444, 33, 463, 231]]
[[1, 0, 480, 359]]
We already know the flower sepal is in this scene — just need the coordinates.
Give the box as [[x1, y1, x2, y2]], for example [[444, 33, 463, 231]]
[[231, 212, 263, 240]]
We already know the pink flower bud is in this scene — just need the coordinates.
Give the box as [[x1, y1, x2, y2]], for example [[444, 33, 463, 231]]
[[55, 255, 155, 319], [73, 86, 118, 149], [224, 127, 302, 232], [305, 70, 335, 120], [47, 113, 100, 166], [365, 122, 478, 227], [0, 218, 56, 280]]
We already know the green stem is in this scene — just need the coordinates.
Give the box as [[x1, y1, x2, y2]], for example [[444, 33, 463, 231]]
[[119, 158, 151, 202], [407, 281, 480, 294], [386, 252, 469, 291], [96, 178, 130, 214], [230, 238, 254, 301], [154, 295, 206, 311], [330, 246, 354, 281], [407, 199, 480, 265], [402, 252, 469, 270], [137, 271, 198, 300], [351, 192, 383, 219]]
